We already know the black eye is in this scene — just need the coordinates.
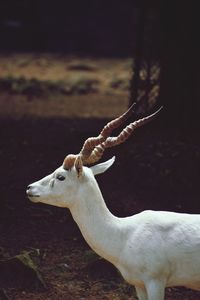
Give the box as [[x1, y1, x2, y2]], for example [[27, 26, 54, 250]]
[[56, 174, 66, 181]]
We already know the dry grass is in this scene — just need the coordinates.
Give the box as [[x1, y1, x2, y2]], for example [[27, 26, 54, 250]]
[[0, 53, 132, 119]]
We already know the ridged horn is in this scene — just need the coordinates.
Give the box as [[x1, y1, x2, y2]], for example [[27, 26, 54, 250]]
[[85, 106, 163, 165], [63, 103, 136, 169], [63, 105, 162, 169], [79, 102, 136, 164]]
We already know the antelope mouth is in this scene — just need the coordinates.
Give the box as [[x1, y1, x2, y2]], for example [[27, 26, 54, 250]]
[[28, 194, 40, 198], [26, 191, 40, 199]]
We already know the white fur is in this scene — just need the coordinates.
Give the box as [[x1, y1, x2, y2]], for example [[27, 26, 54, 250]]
[[27, 157, 200, 300]]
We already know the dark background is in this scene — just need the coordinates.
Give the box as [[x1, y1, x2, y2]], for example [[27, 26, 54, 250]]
[[0, 0, 137, 56]]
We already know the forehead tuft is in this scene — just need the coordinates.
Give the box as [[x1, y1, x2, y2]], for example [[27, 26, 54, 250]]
[[63, 154, 77, 170]]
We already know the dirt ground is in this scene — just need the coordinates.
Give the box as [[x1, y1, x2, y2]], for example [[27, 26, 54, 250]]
[[0, 54, 200, 299]]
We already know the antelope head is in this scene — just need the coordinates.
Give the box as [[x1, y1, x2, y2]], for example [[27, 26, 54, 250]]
[[26, 105, 162, 208]]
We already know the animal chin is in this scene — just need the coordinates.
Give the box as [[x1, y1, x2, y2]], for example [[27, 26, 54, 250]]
[[28, 194, 40, 202]]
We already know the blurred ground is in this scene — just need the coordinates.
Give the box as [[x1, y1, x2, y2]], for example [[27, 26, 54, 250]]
[[0, 53, 131, 119], [0, 54, 200, 299]]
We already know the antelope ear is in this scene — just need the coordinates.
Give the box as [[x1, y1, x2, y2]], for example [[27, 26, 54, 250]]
[[90, 156, 115, 176], [75, 155, 83, 177]]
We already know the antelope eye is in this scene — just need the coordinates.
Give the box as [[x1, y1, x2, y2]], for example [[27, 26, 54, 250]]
[[56, 174, 66, 181]]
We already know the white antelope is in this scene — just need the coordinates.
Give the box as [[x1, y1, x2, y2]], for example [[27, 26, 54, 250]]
[[26, 105, 200, 300]]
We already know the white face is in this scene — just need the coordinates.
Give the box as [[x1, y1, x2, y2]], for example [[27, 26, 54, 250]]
[[26, 157, 115, 209], [26, 166, 82, 208]]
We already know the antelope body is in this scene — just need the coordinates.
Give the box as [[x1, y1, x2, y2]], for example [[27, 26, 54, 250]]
[[26, 105, 200, 300]]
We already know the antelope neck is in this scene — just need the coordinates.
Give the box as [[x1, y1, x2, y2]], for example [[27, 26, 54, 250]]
[[69, 180, 124, 266]]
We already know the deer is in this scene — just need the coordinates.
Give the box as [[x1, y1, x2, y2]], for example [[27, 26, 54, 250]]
[[26, 104, 200, 300]]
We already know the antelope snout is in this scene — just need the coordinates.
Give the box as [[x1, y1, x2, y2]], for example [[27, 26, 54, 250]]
[[26, 184, 33, 195], [26, 184, 40, 201], [26, 184, 31, 191]]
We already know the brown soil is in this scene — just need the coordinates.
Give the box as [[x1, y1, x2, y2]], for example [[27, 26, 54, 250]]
[[0, 54, 200, 299]]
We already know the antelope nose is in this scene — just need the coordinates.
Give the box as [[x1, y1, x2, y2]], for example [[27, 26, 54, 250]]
[[26, 185, 33, 195]]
